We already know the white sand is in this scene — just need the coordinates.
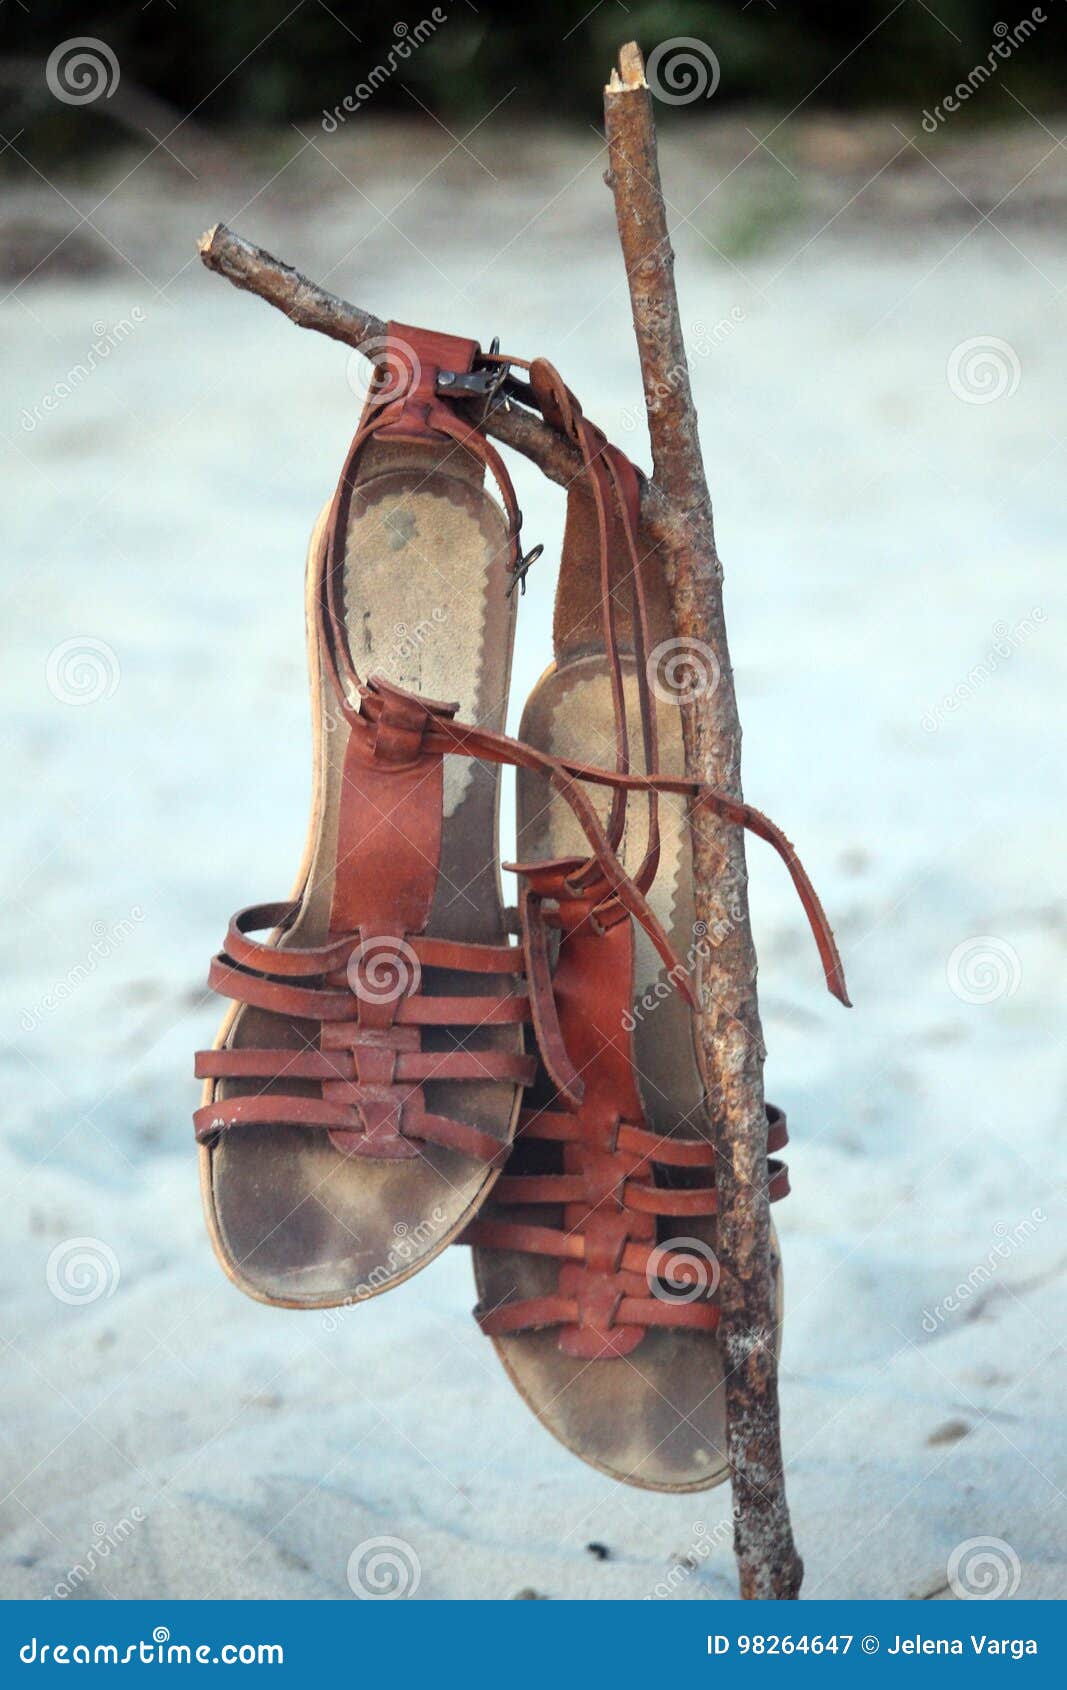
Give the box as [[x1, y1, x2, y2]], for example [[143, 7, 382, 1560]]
[[2, 119, 1064, 1600]]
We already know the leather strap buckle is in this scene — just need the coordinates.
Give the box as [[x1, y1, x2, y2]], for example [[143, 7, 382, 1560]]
[[436, 336, 513, 409], [436, 365, 508, 401]]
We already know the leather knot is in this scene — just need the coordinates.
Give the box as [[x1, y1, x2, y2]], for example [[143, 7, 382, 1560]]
[[360, 675, 459, 765]]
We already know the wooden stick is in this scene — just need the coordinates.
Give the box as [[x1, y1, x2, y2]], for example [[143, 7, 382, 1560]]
[[604, 45, 804, 1600]]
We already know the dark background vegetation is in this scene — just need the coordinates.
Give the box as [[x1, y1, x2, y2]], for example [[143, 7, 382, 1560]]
[[4, 0, 1067, 153]]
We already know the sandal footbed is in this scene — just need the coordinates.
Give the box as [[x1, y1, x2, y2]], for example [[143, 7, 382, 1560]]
[[201, 441, 520, 1307]]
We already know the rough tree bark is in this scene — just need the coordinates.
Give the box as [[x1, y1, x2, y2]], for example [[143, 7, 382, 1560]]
[[197, 47, 823, 1593], [603, 44, 804, 1600]]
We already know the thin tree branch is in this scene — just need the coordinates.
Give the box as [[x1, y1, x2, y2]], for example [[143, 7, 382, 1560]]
[[604, 43, 805, 1601], [198, 222, 385, 346], [197, 222, 586, 494]]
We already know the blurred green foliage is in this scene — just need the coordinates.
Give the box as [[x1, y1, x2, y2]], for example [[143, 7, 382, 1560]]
[[4, 0, 1065, 143]]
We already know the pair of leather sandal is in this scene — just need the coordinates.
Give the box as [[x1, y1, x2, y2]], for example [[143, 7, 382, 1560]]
[[195, 323, 848, 1493]]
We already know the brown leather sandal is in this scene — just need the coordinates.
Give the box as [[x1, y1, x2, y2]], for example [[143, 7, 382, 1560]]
[[195, 325, 541, 1307], [460, 359, 849, 1490], [194, 328, 843, 1348]]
